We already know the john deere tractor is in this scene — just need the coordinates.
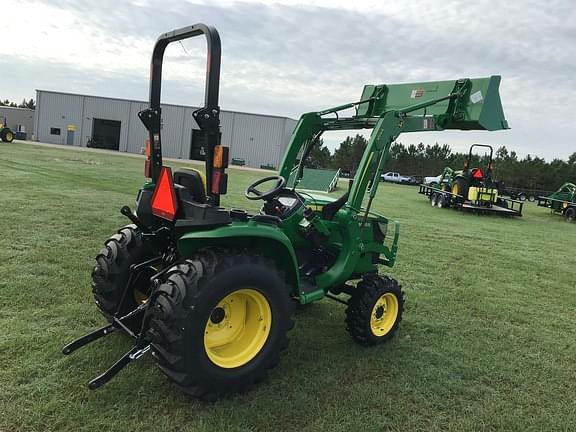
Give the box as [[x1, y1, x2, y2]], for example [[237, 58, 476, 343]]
[[449, 144, 500, 205], [0, 116, 14, 143], [537, 182, 576, 222], [64, 24, 509, 399]]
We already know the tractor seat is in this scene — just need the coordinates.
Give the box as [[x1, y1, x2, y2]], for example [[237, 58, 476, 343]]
[[173, 168, 207, 204]]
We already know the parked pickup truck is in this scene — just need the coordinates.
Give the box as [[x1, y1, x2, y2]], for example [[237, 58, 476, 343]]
[[380, 171, 414, 184]]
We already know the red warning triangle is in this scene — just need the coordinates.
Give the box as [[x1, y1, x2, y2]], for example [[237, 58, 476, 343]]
[[151, 166, 178, 221]]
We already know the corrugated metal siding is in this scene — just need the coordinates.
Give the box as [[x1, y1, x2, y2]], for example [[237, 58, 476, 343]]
[[36, 92, 83, 145], [181, 106, 199, 159], [36, 91, 296, 168], [158, 104, 184, 158], [127, 101, 148, 154], [231, 114, 287, 169], [0, 107, 35, 136]]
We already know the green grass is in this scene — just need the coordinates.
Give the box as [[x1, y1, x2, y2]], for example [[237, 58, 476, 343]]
[[1, 143, 576, 431]]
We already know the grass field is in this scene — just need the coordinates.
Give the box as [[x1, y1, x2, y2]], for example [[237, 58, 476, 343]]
[[1, 142, 576, 432]]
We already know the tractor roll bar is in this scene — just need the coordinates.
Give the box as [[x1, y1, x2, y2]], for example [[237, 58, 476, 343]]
[[139, 24, 221, 199]]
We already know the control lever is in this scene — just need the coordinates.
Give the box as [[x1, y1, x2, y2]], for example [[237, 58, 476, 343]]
[[120, 206, 151, 233]]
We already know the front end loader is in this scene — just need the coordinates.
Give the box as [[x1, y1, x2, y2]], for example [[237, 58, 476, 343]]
[[64, 23, 511, 399], [537, 182, 576, 222]]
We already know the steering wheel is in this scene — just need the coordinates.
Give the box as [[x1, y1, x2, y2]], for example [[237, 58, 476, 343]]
[[245, 176, 286, 200]]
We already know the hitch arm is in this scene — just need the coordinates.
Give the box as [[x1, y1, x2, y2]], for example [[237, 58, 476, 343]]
[[87, 343, 151, 390]]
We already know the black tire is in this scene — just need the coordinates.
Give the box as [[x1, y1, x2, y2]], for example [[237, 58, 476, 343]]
[[146, 250, 294, 399], [451, 178, 468, 203], [430, 192, 437, 206], [1, 128, 14, 143], [436, 193, 448, 208], [528, 195, 536, 202], [91, 225, 156, 329], [565, 207, 576, 223], [345, 275, 404, 346]]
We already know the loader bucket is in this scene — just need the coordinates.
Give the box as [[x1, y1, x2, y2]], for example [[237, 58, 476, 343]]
[[358, 75, 509, 131]]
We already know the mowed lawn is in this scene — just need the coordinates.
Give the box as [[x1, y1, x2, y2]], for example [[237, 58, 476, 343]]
[[1, 142, 576, 432]]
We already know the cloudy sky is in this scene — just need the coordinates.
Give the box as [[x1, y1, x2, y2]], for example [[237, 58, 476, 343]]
[[3, 0, 575, 159]]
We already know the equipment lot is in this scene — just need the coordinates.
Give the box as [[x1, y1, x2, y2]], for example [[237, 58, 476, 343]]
[[1, 142, 575, 431]]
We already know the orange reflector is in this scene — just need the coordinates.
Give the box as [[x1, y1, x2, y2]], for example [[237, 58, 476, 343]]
[[213, 145, 229, 169], [473, 168, 484, 179], [144, 139, 151, 157], [151, 167, 178, 221]]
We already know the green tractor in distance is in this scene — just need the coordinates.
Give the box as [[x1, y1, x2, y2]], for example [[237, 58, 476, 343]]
[[433, 144, 501, 207], [423, 144, 522, 215], [63, 23, 510, 399], [0, 116, 15, 143], [537, 182, 576, 222], [448, 144, 499, 205]]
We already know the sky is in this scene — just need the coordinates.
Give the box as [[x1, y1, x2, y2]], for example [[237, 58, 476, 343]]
[[2, 0, 575, 160]]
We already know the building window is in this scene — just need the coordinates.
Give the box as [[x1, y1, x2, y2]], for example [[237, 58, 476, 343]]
[[50, 128, 61, 135]]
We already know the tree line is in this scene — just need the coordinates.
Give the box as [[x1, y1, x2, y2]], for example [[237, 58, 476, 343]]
[[306, 134, 576, 193], [0, 98, 35, 109]]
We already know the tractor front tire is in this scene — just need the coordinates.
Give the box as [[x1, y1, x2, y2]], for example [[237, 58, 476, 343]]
[[146, 250, 294, 400], [345, 275, 404, 346], [91, 225, 155, 329]]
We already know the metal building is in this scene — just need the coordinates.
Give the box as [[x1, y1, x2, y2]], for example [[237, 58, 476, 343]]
[[0, 106, 35, 139], [34, 90, 298, 169]]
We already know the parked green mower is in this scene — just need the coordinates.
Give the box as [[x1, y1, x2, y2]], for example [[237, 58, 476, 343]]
[[537, 182, 576, 222], [0, 116, 14, 143], [63, 23, 511, 399], [419, 144, 523, 216]]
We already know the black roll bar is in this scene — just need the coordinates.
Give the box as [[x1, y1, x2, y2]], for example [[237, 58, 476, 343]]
[[138, 23, 221, 202]]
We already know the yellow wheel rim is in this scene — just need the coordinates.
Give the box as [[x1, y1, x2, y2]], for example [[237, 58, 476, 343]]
[[6, 132, 13, 141], [204, 288, 272, 368], [451, 183, 460, 196], [370, 293, 399, 337], [133, 289, 149, 305], [132, 265, 159, 305]]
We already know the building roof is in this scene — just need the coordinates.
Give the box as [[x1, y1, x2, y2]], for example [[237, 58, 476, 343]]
[[36, 89, 297, 122], [0, 106, 34, 112]]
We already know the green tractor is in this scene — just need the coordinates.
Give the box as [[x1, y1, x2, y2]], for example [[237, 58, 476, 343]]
[[64, 24, 510, 399], [537, 182, 576, 222], [422, 144, 522, 215], [0, 116, 15, 143]]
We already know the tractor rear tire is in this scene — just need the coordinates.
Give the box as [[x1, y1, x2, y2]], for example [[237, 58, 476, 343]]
[[451, 178, 468, 203], [345, 275, 404, 346], [91, 225, 155, 330], [565, 207, 576, 223], [146, 250, 294, 400]]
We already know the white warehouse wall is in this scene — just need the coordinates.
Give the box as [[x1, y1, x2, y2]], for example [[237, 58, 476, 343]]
[[35, 90, 298, 169]]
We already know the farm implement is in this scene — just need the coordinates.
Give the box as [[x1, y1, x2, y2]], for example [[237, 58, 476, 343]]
[[0, 116, 14, 143], [537, 182, 576, 222], [63, 23, 511, 399], [419, 144, 523, 216]]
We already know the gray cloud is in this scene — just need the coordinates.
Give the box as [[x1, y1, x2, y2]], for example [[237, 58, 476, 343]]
[[4, 0, 576, 159]]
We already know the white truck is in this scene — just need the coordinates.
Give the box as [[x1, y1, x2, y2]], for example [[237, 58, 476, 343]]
[[380, 171, 413, 184]]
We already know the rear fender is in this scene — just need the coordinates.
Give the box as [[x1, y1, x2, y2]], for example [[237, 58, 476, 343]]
[[176, 222, 300, 292]]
